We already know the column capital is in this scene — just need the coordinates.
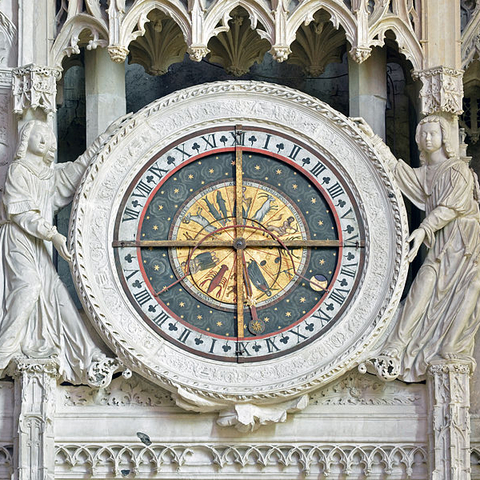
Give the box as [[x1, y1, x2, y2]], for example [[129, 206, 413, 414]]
[[12, 64, 62, 116], [427, 358, 475, 377], [412, 66, 464, 116], [9, 356, 59, 379]]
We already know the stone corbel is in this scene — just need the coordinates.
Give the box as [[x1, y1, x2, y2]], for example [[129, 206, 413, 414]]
[[12, 64, 62, 116], [412, 67, 464, 116], [173, 387, 309, 432]]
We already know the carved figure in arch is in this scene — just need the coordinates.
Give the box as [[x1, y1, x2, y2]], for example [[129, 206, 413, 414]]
[[0, 120, 117, 384], [358, 115, 480, 382]]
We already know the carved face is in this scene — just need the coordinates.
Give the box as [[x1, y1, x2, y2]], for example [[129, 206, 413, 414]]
[[418, 122, 443, 156], [27, 124, 54, 160]]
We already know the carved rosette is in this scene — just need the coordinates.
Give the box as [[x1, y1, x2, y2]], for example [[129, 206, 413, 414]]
[[427, 359, 474, 480], [413, 67, 464, 116], [12, 64, 62, 115]]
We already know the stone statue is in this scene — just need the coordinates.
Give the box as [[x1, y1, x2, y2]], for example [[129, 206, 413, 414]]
[[0, 119, 122, 384], [356, 115, 480, 382]]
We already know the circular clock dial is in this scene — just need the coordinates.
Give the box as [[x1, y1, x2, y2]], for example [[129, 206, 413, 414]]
[[114, 127, 365, 362]]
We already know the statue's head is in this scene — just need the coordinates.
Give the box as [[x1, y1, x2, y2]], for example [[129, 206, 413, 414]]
[[15, 120, 56, 164], [415, 115, 455, 164]]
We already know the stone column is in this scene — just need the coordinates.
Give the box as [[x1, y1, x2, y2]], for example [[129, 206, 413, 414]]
[[11, 358, 58, 480], [427, 360, 473, 480], [348, 47, 387, 140], [85, 47, 126, 145]]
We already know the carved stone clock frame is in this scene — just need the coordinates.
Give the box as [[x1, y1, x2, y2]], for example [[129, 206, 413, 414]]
[[69, 81, 409, 413]]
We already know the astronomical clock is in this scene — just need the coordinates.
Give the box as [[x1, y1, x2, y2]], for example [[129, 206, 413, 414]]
[[70, 81, 409, 413]]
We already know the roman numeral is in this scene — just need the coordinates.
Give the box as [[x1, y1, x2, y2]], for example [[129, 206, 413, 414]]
[[311, 161, 326, 177], [330, 287, 350, 305], [174, 143, 192, 160], [231, 131, 245, 146], [152, 311, 169, 327], [178, 328, 191, 343], [327, 182, 344, 199], [236, 342, 251, 356], [124, 269, 140, 281], [148, 164, 168, 180], [134, 288, 151, 306], [341, 208, 353, 219], [345, 234, 359, 246], [209, 339, 217, 354], [265, 337, 280, 352], [122, 206, 140, 222], [289, 326, 308, 343], [311, 309, 331, 327], [132, 180, 153, 198], [201, 134, 217, 149], [340, 263, 358, 278], [288, 144, 302, 161], [263, 134, 272, 149]]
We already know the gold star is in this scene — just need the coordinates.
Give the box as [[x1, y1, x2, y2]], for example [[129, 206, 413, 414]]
[[188, 174, 194, 179], [285, 312, 292, 317], [197, 315, 203, 320], [146, 216, 150, 220], [158, 205, 163, 210], [154, 265, 160, 271], [276, 169, 282, 175], [216, 321, 223, 327], [318, 220, 323, 226], [319, 259, 325, 265], [231, 161, 236, 166], [209, 169, 214, 174], [292, 184, 298, 190], [174, 188, 179, 194], [142, 233, 145, 237], [300, 297, 306, 303], [198, 161, 202, 165], [179, 302, 185, 307], [263, 317, 270, 322], [311, 198, 317, 204], [255, 165, 260, 170], [153, 225, 158, 230]]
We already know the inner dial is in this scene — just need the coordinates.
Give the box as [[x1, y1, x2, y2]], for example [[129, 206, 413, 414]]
[[114, 127, 364, 362], [169, 180, 309, 311]]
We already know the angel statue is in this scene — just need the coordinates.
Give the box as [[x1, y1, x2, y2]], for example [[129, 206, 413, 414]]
[[355, 115, 480, 382], [0, 118, 128, 385]]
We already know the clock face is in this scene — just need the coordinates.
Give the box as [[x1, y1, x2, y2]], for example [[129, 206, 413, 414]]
[[113, 126, 365, 361]]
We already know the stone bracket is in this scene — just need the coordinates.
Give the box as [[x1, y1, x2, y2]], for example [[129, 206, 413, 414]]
[[12, 64, 62, 116], [413, 67, 464, 116]]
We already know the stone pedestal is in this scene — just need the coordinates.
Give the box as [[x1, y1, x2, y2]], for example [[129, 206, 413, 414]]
[[11, 358, 58, 480], [427, 359, 474, 480]]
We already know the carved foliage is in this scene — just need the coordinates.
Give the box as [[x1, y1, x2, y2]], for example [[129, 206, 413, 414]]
[[128, 10, 187, 75], [55, 443, 428, 477], [413, 67, 464, 116], [289, 10, 346, 77], [207, 8, 270, 76]]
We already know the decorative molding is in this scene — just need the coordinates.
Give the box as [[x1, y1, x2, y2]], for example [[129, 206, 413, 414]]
[[128, 10, 187, 75], [55, 443, 428, 477], [207, 8, 270, 76], [12, 64, 62, 116], [60, 375, 176, 408], [427, 359, 474, 480], [309, 371, 424, 407], [50, 0, 424, 71], [412, 67, 464, 116]]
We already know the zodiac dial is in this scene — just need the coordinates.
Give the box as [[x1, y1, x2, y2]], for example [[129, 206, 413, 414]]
[[114, 127, 365, 362]]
